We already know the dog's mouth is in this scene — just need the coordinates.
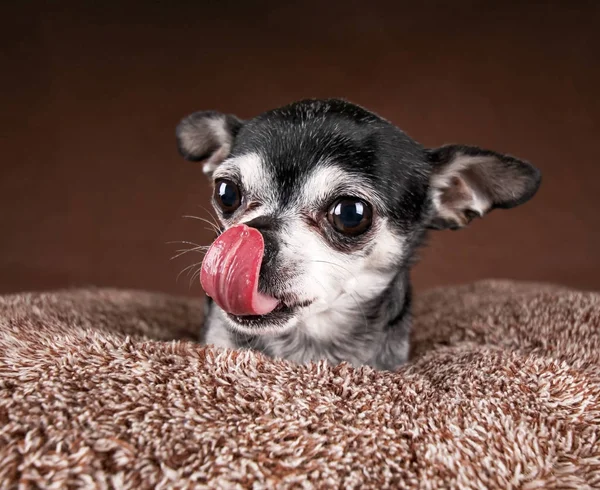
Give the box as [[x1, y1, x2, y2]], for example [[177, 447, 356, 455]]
[[227, 297, 314, 327], [200, 224, 279, 316], [200, 223, 315, 330]]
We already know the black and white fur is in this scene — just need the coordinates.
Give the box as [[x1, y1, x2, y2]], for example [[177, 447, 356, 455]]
[[176, 99, 541, 371]]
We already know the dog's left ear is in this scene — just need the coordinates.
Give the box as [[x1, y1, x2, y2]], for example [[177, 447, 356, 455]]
[[176, 111, 244, 177], [426, 145, 541, 230]]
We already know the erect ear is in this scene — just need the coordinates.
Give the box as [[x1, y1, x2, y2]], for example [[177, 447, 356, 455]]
[[426, 145, 541, 230], [176, 111, 244, 177]]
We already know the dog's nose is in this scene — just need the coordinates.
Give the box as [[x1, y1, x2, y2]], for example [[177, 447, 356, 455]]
[[243, 216, 280, 270], [244, 215, 280, 232]]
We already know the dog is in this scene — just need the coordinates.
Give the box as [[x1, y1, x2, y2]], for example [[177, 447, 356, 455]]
[[176, 99, 541, 370]]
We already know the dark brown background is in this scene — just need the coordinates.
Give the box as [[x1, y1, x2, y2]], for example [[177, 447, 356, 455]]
[[2, 0, 599, 298]]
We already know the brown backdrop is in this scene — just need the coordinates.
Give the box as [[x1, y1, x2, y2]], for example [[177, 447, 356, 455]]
[[2, 0, 599, 298]]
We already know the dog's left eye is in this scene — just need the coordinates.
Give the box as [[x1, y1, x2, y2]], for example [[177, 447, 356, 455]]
[[214, 179, 242, 213], [327, 198, 373, 236]]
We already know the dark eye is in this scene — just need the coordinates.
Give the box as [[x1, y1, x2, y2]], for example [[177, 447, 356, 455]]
[[327, 198, 373, 236], [214, 179, 242, 213]]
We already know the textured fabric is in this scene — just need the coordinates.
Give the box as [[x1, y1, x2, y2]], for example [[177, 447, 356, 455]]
[[1, 281, 599, 489]]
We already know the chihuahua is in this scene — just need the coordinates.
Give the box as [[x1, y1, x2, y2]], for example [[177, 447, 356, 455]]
[[176, 99, 540, 370]]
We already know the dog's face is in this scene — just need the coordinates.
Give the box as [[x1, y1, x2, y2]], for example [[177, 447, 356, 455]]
[[177, 99, 540, 335]]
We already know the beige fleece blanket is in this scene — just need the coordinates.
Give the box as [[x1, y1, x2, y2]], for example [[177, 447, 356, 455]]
[[0, 281, 599, 489]]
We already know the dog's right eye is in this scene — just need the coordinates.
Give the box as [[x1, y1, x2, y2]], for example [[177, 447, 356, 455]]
[[214, 179, 242, 213]]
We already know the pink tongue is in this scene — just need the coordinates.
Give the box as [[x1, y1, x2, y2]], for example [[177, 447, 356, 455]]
[[200, 224, 279, 316]]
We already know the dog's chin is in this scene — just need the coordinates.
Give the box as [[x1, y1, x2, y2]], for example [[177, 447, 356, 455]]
[[223, 302, 309, 336]]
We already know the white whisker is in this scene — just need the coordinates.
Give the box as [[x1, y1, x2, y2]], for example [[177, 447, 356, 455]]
[[189, 265, 203, 289], [170, 246, 209, 261], [198, 204, 222, 231], [310, 259, 358, 282], [167, 240, 202, 247], [182, 215, 221, 234], [176, 261, 203, 283], [347, 291, 368, 330]]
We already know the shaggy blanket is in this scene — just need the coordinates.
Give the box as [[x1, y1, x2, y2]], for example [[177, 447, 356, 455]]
[[0, 281, 599, 489]]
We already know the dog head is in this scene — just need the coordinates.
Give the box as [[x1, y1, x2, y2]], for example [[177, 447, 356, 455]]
[[177, 99, 541, 335]]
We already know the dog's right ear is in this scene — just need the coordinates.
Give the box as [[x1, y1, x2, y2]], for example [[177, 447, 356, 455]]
[[176, 111, 244, 177]]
